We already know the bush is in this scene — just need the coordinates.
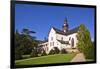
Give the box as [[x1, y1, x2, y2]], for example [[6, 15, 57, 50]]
[[49, 49, 55, 55], [84, 45, 95, 59], [49, 47, 60, 55], [41, 50, 47, 56], [30, 49, 38, 57], [15, 52, 22, 60], [54, 47, 60, 54], [15, 48, 22, 60], [61, 49, 67, 54]]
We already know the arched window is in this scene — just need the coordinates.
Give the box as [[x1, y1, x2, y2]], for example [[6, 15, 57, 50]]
[[71, 38, 74, 48], [69, 37, 71, 40]]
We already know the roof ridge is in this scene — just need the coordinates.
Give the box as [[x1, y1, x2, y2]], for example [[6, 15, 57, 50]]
[[52, 26, 79, 36]]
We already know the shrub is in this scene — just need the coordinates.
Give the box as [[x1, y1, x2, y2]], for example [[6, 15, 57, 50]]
[[41, 50, 47, 56], [84, 45, 95, 59], [30, 49, 38, 57], [61, 49, 67, 54], [54, 47, 60, 54], [15, 52, 22, 60], [15, 48, 22, 60], [49, 47, 60, 55], [49, 49, 55, 55]]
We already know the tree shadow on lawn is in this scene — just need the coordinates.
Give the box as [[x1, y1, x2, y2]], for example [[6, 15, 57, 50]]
[[15, 53, 77, 65]]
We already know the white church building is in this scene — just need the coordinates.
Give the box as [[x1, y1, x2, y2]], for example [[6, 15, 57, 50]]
[[38, 18, 79, 54]]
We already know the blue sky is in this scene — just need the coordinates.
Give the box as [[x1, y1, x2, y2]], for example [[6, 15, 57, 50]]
[[15, 4, 95, 41]]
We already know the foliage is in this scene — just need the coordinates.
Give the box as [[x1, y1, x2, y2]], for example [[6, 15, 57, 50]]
[[15, 30, 22, 60], [49, 47, 60, 55], [49, 49, 55, 55], [19, 35, 33, 55], [41, 50, 47, 56], [15, 28, 38, 60], [15, 47, 22, 60], [22, 28, 35, 35], [61, 49, 67, 54], [30, 48, 38, 57], [53, 47, 60, 54], [77, 24, 95, 59]]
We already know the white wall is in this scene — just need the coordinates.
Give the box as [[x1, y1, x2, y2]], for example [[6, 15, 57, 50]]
[[56, 33, 78, 48], [48, 28, 57, 52], [48, 27, 78, 51], [56, 34, 68, 41], [48, 28, 64, 51]]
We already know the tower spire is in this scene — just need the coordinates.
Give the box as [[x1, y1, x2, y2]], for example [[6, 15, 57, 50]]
[[62, 17, 68, 33], [64, 17, 67, 24]]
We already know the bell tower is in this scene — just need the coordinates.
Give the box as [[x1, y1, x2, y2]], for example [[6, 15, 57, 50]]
[[62, 18, 68, 33]]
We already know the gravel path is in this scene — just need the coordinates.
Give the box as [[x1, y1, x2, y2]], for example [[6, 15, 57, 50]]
[[71, 53, 86, 62]]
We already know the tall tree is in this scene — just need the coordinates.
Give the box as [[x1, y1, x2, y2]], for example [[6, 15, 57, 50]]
[[20, 28, 36, 55], [77, 24, 94, 59], [22, 28, 35, 35], [15, 30, 22, 60], [15, 28, 38, 60]]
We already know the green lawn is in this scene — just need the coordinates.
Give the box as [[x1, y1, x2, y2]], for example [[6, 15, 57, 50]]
[[15, 53, 76, 65]]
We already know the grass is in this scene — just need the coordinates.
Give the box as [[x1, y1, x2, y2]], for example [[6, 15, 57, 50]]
[[15, 53, 76, 65]]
